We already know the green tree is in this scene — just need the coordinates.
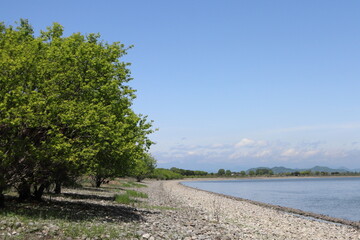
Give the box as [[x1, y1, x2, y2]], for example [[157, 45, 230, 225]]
[[217, 169, 225, 175], [169, 167, 208, 177], [225, 170, 232, 176], [131, 154, 157, 182], [150, 168, 183, 180], [300, 170, 311, 176], [193, 170, 208, 176], [0, 20, 154, 202], [255, 168, 273, 176]]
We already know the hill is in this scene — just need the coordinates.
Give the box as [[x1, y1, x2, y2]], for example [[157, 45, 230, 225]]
[[247, 166, 353, 174]]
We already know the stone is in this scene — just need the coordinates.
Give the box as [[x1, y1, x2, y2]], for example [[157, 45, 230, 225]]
[[15, 222, 22, 228], [142, 233, 151, 239]]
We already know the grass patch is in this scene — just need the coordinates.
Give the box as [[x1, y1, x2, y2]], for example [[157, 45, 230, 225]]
[[114, 194, 138, 205], [125, 190, 148, 198], [121, 182, 147, 188], [0, 214, 138, 240], [114, 189, 147, 205], [61, 221, 135, 239]]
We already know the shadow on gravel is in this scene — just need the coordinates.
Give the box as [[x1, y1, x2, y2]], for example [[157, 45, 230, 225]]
[[3, 195, 144, 223], [100, 186, 125, 191], [61, 192, 115, 201], [79, 187, 110, 192]]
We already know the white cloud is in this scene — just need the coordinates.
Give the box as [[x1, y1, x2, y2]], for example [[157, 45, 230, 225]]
[[281, 148, 300, 157], [235, 138, 267, 148], [303, 150, 320, 157], [153, 137, 360, 169], [254, 149, 272, 158]]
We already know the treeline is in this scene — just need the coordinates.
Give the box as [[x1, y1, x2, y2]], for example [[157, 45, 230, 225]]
[[0, 20, 155, 207], [149, 167, 209, 180], [148, 167, 276, 180], [170, 167, 208, 176], [149, 167, 360, 180], [220, 169, 360, 177], [277, 170, 360, 177], [216, 168, 274, 176], [149, 168, 183, 180]]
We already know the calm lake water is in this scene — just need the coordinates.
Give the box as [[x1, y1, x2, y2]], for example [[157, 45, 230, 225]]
[[182, 177, 360, 221]]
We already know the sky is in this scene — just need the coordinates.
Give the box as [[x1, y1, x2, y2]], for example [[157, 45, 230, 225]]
[[2, 0, 360, 172]]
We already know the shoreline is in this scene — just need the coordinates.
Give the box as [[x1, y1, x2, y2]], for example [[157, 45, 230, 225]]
[[179, 180, 360, 229], [155, 179, 360, 239], [181, 175, 360, 181], [2, 179, 359, 239]]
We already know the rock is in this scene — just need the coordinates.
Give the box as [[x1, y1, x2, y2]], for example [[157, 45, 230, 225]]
[[136, 230, 145, 236], [15, 222, 22, 228], [142, 233, 151, 239]]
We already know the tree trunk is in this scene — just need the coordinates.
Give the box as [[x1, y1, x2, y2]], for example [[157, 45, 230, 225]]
[[0, 187, 4, 208], [54, 181, 62, 194], [91, 175, 106, 188], [33, 184, 46, 201], [18, 183, 31, 201], [96, 176, 102, 188]]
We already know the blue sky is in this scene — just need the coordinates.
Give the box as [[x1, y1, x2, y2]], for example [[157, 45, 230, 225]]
[[2, 1, 360, 171]]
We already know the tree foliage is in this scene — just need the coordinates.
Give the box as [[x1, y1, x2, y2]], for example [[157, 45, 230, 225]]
[[149, 168, 183, 180], [131, 153, 157, 182], [255, 168, 273, 176], [170, 167, 208, 176], [0, 20, 154, 204]]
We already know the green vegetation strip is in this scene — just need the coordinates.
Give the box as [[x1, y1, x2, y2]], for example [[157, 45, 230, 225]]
[[0, 214, 138, 239], [125, 190, 148, 198], [121, 182, 147, 188], [114, 190, 148, 205]]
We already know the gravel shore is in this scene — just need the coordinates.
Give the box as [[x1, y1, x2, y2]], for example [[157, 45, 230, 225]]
[[2, 179, 359, 239], [137, 180, 360, 240]]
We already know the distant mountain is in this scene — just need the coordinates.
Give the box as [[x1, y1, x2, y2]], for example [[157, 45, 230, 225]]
[[246, 167, 270, 173], [247, 166, 354, 174], [271, 166, 299, 174], [309, 166, 348, 173]]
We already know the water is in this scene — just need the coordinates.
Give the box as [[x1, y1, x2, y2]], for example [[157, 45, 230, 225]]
[[182, 177, 360, 221]]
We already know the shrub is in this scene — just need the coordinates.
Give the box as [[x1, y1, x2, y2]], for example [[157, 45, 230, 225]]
[[149, 168, 183, 180]]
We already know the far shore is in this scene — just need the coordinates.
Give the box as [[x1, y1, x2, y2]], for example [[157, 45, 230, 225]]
[[179, 174, 360, 182]]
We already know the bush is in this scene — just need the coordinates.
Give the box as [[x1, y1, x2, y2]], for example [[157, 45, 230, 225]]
[[149, 168, 183, 180]]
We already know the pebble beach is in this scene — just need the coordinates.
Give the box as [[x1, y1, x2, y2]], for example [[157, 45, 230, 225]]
[[2, 179, 360, 239], [137, 180, 360, 240]]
